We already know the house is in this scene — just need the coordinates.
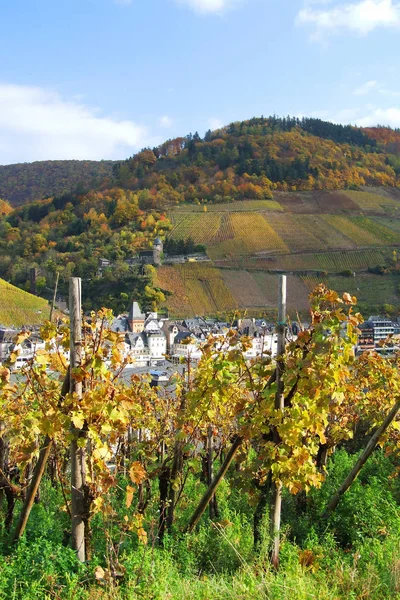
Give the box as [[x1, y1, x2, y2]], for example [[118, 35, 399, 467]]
[[147, 331, 167, 360], [0, 328, 16, 363], [9, 334, 46, 370], [251, 332, 278, 358], [150, 370, 169, 387], [138, 251, 154, 265], [172, 331, 202, 361], [368, 316, 395, 344], [98, 258, 112, 277], [113, 301, 167, 365], [125, 333, 150, 366], [139, 237, 163, 267], [357, 322, 375, 351]]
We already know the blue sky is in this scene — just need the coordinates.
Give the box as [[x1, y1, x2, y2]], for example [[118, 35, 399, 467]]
[[0, 0, 399, 164]]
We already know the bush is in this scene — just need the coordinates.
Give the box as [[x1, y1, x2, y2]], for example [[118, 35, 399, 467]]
[[286, 449, 400, 548]]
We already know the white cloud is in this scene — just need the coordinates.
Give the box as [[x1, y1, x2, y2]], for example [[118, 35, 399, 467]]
[[175, 0, 238, 15], [355, 107, 400, 127], [354, 80, 378, 95], [310, 105, 400, 128], [378, 86, 400, 97], [0, 83, 149, 164], [208, 117, 224, 129], [353, 79, 400, 97], [297, 0, 400, 37], [159, 115, 173, 128]]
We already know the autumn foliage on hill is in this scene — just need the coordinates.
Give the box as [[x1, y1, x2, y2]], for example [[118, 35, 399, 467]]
[[0, 187, 171, 311], [113, 116, 400, 203], [0, 199, 12, 216], [0, 159, 115, 206], [1, 115, 400, 313]]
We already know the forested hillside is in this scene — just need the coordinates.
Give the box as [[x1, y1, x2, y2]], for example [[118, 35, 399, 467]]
[[113, 117, 400, 202], [2, 116, 400, 316], [0, 187, 171, 311], [0, 159, 115, 206]]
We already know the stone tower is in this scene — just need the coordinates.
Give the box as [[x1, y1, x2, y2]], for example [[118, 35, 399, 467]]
[[153, 237, 163, 267]]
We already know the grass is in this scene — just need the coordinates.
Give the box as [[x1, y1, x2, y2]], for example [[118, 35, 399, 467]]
[[264, 214, 327, 252], [157, 265, 311, 316], [321, 215, 397, 246], [3, 451, 400, 599], [167, 189, 400, 260], [170, 199, 283, 212], [344, 190, 400, 213], [302, 272, 400, 313], [295, 215, 355, 250], [371, 216, 400, 235], [0, 278, 49, 327], [313, 249, 389, 271], [349, 216, 400, 244]]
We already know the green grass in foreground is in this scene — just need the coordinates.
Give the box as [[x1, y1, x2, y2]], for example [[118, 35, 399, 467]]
[[2, 450, 400, 599]]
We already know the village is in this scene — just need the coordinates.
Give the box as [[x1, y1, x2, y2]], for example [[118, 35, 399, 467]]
[[1, 295, 400, 376]]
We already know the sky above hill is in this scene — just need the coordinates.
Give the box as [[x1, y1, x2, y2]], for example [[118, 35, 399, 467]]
[[0, 0, 399, 164]]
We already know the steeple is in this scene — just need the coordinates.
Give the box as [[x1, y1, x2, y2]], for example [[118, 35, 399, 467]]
[[128, 301, 146, 333]]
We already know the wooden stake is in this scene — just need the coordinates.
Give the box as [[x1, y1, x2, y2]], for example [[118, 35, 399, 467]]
[[186, 436, 243, 534], [270, 274, 286, 569], [49, 272, 60, 323], [69, 277, 86, 563], [208, 426, 215, 519]]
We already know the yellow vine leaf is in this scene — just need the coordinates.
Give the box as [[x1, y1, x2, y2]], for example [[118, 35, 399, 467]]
[[129, 461, 146, 485]]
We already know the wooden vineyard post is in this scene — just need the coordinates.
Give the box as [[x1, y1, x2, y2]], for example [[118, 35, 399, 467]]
[[186, 436, 243, 534], [270, 274, 287, 569], [49, 271, 60, 323], [69, 277, 86, 563], [208, 426, 216, 519]]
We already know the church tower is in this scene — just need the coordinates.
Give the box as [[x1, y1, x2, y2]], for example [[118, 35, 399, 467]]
[[153, 237, 163, 267], [128, 301, 146, 333]]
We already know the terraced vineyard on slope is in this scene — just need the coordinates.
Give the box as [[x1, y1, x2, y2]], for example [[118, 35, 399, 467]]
[[216, 248, 390, 273], [156, 264, 311, 317], [161, 188, 400, 316], [0, 279, 49, 327], [169, 189, 400, 261]]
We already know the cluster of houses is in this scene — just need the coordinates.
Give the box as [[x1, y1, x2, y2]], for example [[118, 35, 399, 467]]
[[0, 301, 293, 370], [2, 309, 400, 371], [110, 301, 290, 366]]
